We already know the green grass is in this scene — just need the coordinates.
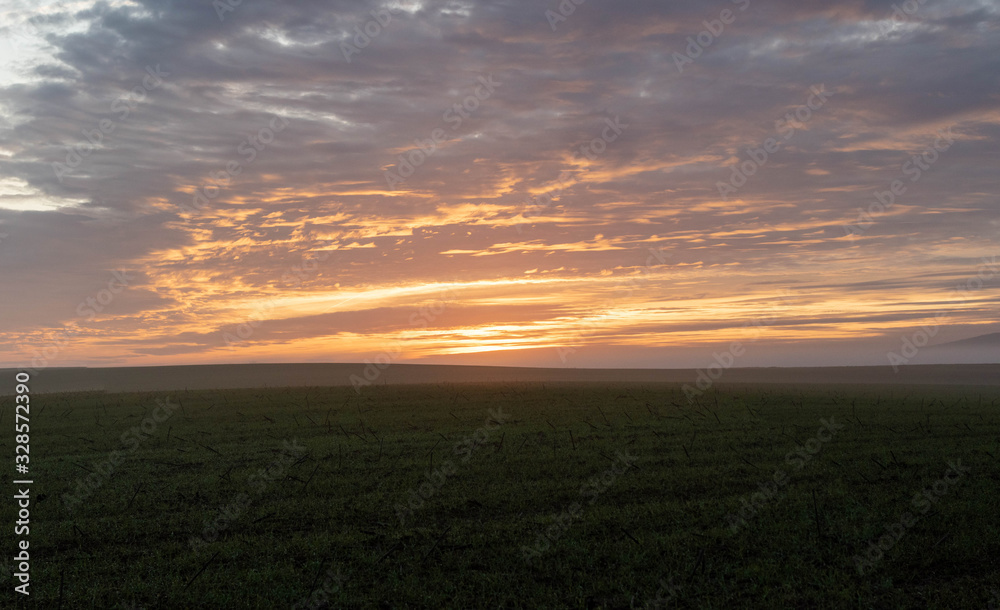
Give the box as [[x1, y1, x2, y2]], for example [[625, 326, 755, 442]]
[[2, 382, 999, 608]]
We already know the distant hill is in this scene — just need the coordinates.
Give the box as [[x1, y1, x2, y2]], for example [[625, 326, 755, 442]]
[[930, 332, 1000, 349], [3, 362, 1000, 395], [918, 332, 1000, 366]]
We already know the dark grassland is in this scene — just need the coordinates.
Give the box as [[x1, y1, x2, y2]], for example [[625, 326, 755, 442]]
[[2, 382, 999, 609]]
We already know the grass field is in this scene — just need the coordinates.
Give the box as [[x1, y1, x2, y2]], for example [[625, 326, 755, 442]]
[[2, 382, 999, 608]]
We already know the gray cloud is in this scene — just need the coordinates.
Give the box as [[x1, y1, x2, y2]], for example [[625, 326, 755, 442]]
[[0, 0, 998, 367]]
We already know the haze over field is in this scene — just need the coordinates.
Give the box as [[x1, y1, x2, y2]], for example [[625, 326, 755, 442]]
[[0, 0, 998, 371], [5, 363, 1000, 395]]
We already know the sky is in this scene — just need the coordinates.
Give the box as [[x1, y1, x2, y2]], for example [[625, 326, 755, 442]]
[[0, 0, 998, 371]]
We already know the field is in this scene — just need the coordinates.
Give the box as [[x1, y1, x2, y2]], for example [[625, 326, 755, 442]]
[[2, 382, 999, 608]]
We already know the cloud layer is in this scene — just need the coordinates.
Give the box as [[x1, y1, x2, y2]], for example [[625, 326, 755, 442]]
[[1, 0, 998, 369]]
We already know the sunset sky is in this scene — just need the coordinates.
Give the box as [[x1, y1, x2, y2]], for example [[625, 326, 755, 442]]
[[0, 0, 998, 370]]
